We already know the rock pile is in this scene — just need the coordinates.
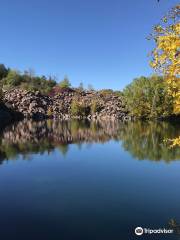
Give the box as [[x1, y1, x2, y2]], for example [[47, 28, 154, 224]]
[[3, 88, 130, 120], [4, 89, 52, 119]]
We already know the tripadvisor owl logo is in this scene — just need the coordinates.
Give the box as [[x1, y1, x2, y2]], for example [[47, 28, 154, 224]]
[[135, 227, 143, 236], [134, 226, 174, 235]]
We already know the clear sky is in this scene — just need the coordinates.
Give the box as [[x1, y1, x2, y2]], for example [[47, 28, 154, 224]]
[[0, 0, 179, 90]]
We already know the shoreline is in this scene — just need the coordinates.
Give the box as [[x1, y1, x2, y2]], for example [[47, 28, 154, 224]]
[[1, 88, 179, 128]]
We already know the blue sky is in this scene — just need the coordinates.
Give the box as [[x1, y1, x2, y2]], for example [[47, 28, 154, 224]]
[[0, 0, 179, 90]]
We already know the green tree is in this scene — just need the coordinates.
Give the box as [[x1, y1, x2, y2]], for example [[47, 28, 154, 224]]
[[123, 75, 173, 119], [59, 76, 71, 88], [0, 64, 8, 80], [0, 83, 3, 102], [3, 70, 22, 87]]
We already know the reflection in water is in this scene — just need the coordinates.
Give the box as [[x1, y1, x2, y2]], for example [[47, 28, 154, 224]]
[[0, 120, 179, 163], [118, 121, 180, 162]]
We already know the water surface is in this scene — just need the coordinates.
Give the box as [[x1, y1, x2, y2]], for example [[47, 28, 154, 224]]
[[0, 120, 180, 240]]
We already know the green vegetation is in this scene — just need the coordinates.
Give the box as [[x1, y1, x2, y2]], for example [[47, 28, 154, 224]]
[[99, 89, 114, 96], [123, 75, 174, 119], [0, 84, 3, 102], [71, 99, 90, 117], [0, 64, 57, 94], [91, 100, 101, 114], [59, 76, 71, 88], [0, 63, 178, 120], [0, 64, 8, 79], [0, 64, 7, 101], [3, 70, 22, 87], [47, 107, 54, 117], [118, 121, 180, 162]]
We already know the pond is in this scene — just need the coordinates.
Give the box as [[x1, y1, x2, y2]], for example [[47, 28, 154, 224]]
[[0, 120, 180, 240]]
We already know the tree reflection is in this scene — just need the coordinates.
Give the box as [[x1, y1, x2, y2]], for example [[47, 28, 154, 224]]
[[0, 120, 179, 163], [118, 121, 180, 162]]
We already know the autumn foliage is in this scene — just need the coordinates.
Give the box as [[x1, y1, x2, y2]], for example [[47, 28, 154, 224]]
[[150, 4, 180, 147], [150, 4, 180, 114]]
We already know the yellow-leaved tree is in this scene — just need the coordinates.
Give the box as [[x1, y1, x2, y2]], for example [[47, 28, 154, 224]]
[[150, 4, 180, 147]]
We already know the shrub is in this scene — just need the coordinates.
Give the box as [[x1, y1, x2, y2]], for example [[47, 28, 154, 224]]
[[47, 107, 54, 117], [59, 76, 71, 88], [91, 100, 101, 114], [99, 89, 114, 96], [71, 99, 90, 117], [114, 91, 123, 97]]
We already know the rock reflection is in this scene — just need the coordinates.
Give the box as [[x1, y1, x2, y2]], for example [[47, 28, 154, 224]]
[[0, 120, 179, 163]]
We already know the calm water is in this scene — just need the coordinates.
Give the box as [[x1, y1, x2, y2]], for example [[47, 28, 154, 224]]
[[0, 120, 180, 240]]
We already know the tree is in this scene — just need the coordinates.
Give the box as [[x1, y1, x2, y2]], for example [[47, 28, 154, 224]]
[[0, 64, 8, 80], [123, 75, 173, 119], [149, 4, 180, 147], [0, 82, 3, 102], [78, 82, 84, 91], [59, 76, 71, 88], [3, 70, 22, 87], [149, 4, 180, 114]]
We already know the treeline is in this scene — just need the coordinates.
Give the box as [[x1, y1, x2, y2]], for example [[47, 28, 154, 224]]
[[0, 64, 57, 94], [0, 63, 122, 97]]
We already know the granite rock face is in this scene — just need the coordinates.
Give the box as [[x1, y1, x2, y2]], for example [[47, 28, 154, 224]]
[[3, 88, 130, 120]]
